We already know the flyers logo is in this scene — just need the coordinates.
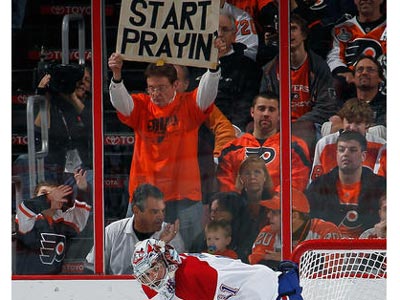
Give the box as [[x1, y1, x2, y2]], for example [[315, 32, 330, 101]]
[[39, 233, 67, 265], [345, 39, 384, 66], [310, 0, 327, 11], [245, 147, 276, 164]]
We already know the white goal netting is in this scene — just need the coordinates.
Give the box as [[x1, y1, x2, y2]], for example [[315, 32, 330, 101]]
[[292, 239, 386, 300]]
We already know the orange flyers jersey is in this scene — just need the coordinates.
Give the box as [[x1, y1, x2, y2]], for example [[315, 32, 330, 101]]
[[310, 131, 386, 182], [227, 0, 274, 20], [117, 90, 210, 202], [248, 219, 341, 265], [227, 0, 273, 13], [217, 132, 311, 192], [291, 57, 312, 121], [327, 16, 387, 71]]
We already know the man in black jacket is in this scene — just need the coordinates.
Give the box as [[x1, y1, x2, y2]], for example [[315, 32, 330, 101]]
[[190, 12, 262, 132], [260, 14, 338, 155], [305, 131, 385, 238]]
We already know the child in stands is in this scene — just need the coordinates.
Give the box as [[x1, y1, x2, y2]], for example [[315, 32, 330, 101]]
[[204, 219, 238, 259]]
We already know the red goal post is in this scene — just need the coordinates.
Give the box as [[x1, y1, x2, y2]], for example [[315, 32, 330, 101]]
[[291, 239, 387, 300]]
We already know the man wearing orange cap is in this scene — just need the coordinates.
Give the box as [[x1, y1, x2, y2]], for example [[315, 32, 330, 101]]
[[248, 188, 341, 268]]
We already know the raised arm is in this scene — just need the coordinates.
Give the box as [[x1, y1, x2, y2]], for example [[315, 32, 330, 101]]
[[108, 53, 134, 116], [196, 37, 225, 110]]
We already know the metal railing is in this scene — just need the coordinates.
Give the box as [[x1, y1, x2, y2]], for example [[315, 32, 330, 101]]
[[62, 14, 86, 65], [26, 14, 86, 196], [26, 95, 48, 197]]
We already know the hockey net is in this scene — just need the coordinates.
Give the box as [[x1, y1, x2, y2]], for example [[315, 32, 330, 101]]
[[291, 239, 387, 300]]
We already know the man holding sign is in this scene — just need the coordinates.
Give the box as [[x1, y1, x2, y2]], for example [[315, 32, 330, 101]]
[[108, 28, 225, 249], [116, 0, 220, 69]]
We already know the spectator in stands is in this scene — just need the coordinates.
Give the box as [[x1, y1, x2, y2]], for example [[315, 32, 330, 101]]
[[289, 0, 348, 60], [260, 13, 338, 154], [173, 65, 236, 209], [85, 183, 184, 275], [256, 0, 352, 65], [249, 188, 341, 269], [255, 0, 279, 67], [190, 191, 252, 263], [306, 131, 386, 238], [15, 169, 91, 274], [190, 12, 262, 132], [226, 0, 276, 38], [324, 55, 386, 138], [310, 98, 386, 182], [107, 42, 223, 250], [326, 0, 386, 100], [235, 156, 275, 262], [204, 219, 238, 259], [13, 64, 93, 202], [360, 193, 386, 239], [69, 66, 92, 127], [220, 0, 259, 61], [217, 92, 311, 193]]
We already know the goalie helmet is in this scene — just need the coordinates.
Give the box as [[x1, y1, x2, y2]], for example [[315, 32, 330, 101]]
[[132, 238, 181, 293]]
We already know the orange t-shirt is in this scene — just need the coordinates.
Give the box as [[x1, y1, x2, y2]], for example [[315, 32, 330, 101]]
[[117, 90, 211, 202], [291, 57, 312, 121]]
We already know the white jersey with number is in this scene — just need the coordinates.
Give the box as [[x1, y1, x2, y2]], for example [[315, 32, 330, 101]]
[[220, 2, 259, 61], [142, 253, 280, 300]]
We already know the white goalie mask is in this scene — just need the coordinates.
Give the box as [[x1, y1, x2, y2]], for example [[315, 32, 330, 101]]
[[132, 238, 181, 295]]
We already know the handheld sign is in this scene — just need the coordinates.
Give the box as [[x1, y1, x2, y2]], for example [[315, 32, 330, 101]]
[[116, 0, 219, 69]]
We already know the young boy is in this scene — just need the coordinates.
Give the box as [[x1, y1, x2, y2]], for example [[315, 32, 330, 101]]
[[204, 219, 238, 259]]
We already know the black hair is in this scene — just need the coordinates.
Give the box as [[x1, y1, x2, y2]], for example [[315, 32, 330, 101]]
[[132, 183, 164, 212], [208, 191, 246, 218], [290, 13, 309, 38], [354, 55, 385, 81], [337, 130, 367, 152], [252, 91, 279, 106]]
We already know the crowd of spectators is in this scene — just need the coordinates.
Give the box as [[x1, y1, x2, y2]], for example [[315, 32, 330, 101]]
[[12, 0, 387, 275]]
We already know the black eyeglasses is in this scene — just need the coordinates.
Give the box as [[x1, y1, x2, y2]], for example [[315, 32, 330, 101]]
[[355, 66, 378, 74]]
